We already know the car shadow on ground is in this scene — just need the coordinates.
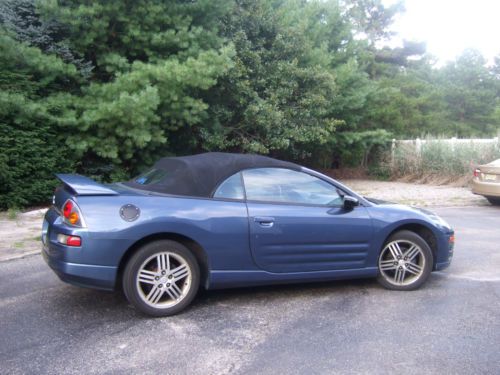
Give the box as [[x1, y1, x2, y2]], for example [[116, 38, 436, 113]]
[[45, 270, 453, 321], [196, 277, 375, 303], [45, 277, 378, 320]]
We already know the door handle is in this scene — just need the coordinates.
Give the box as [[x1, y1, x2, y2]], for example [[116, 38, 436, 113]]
[[254, 217, 275, 227]]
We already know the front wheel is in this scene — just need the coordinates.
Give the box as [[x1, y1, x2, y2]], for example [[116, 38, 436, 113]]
[[123, 240, 200, 317], [377, 230, 433, 291]]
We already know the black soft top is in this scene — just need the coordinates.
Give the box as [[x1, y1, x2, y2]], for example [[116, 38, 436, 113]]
[[124, 152, 301, 197]]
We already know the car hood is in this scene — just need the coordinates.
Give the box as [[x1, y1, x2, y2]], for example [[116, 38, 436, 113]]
[[365, 197, 453, 232], [366, 196, 436, 215], [364, 197, 395, 205]]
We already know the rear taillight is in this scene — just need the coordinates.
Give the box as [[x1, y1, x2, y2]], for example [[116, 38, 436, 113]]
[[57, 234, 82, 247], [473, 169, 481, 178], [62, 199, 85, 227]]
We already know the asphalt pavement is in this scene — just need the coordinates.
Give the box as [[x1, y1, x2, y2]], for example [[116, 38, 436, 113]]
[[1, 206, 499, 374]]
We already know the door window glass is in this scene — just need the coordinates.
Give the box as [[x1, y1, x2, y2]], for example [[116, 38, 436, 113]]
[[242, 168, 342, 205]]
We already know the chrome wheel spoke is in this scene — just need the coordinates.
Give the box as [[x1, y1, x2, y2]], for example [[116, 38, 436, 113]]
[[388, 242, 403, 259], [146, 286, 164, 304], [138, 269, 156, 285], [165, 289, 175, 300], [394, 267, 406, 284], [404, 245, 420, 261], [406, 262, 422, 275], [157, 253, 169, 272], [171, 264, 189, 280], [167, 282, 182, 300], [380, 260, 397, 271]]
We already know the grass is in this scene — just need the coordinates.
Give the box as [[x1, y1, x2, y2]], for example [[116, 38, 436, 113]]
[[387, 137, 500, 184], [6, 208, 20, 220]]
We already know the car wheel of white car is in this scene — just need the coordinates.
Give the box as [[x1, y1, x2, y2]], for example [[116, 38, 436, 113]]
[[123, 240, 200, 317], [487, 197, 500, 206], [377, 230, 433, 291]]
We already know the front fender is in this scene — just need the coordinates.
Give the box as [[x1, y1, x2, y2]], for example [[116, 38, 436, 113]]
[[366, 205, 449, 268]]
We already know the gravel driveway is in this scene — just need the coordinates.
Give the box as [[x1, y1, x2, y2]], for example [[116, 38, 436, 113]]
[[344, 179, 487, 207]]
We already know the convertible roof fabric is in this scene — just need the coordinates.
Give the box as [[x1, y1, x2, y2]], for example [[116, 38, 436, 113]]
[[124, 152, 301, 197]]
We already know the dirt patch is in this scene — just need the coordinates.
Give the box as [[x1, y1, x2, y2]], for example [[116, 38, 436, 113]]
[[0, 209, 46, 261]]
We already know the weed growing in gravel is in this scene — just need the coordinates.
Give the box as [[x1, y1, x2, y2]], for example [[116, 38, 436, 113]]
[[7, 208, 19, 221]]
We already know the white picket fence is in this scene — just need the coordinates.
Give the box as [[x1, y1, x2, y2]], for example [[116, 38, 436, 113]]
[[393, 137, 499, 152]]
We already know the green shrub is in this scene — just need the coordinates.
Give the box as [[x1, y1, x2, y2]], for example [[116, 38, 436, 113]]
[[0, 93, 76, 209], [368, 164, 392, 180]]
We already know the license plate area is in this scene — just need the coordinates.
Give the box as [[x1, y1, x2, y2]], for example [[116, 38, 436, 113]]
[[483, 173, 498, 181]]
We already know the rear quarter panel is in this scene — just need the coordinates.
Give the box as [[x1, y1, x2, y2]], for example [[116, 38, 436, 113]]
[[73, 195, 252, 270]]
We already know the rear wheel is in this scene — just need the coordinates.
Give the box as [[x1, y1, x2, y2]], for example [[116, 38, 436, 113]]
[[486, 197, 500, 206], [377, 230, 433, 291], [123, 240, 200, 317]]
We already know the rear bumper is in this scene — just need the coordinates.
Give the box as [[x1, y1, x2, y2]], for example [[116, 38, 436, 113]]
[[42, 207, 118, 291], [472, 179, 500, 197], [42, 247, 117, 290]]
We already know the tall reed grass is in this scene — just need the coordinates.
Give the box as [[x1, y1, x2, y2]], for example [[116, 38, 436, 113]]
[[389, 137, 500, 182]]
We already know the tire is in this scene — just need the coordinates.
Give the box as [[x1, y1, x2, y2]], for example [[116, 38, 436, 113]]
[[123, 240, 200, 317], [376, 230, 433, 291], [486, 197, 500, 206]]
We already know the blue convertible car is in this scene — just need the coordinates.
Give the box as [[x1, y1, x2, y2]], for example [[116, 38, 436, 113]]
[[43, 152, 454, 316]]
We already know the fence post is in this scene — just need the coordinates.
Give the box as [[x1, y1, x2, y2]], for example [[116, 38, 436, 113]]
[[451, 137, 457, 152], [415, 137, 421, 155], [391, 138, 396, 167]]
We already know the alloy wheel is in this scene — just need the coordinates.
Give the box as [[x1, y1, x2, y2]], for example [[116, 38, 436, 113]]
[[136, 252, 192, 308], [378, 240, 425, 286]]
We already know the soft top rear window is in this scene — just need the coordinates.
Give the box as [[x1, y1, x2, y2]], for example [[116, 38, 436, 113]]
[[124, 152, 301, 197], [134, 168, 168, 185]]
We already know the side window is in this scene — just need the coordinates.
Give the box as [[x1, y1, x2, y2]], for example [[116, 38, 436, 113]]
[[242, 168, 342, 206], [213, 173, 245, 200]]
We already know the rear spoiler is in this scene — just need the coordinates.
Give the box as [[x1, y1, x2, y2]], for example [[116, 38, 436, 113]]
[[56, 174, 119, 196]]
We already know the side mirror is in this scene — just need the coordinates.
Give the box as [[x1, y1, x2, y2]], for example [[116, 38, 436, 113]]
[[343, 195, 359, 210]]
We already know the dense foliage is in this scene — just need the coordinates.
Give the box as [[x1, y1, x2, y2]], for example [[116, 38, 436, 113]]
[[1, 0, 499, 208]]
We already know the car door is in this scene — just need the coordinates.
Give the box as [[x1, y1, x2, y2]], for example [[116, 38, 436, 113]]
[[242, 168, 373, 273]]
